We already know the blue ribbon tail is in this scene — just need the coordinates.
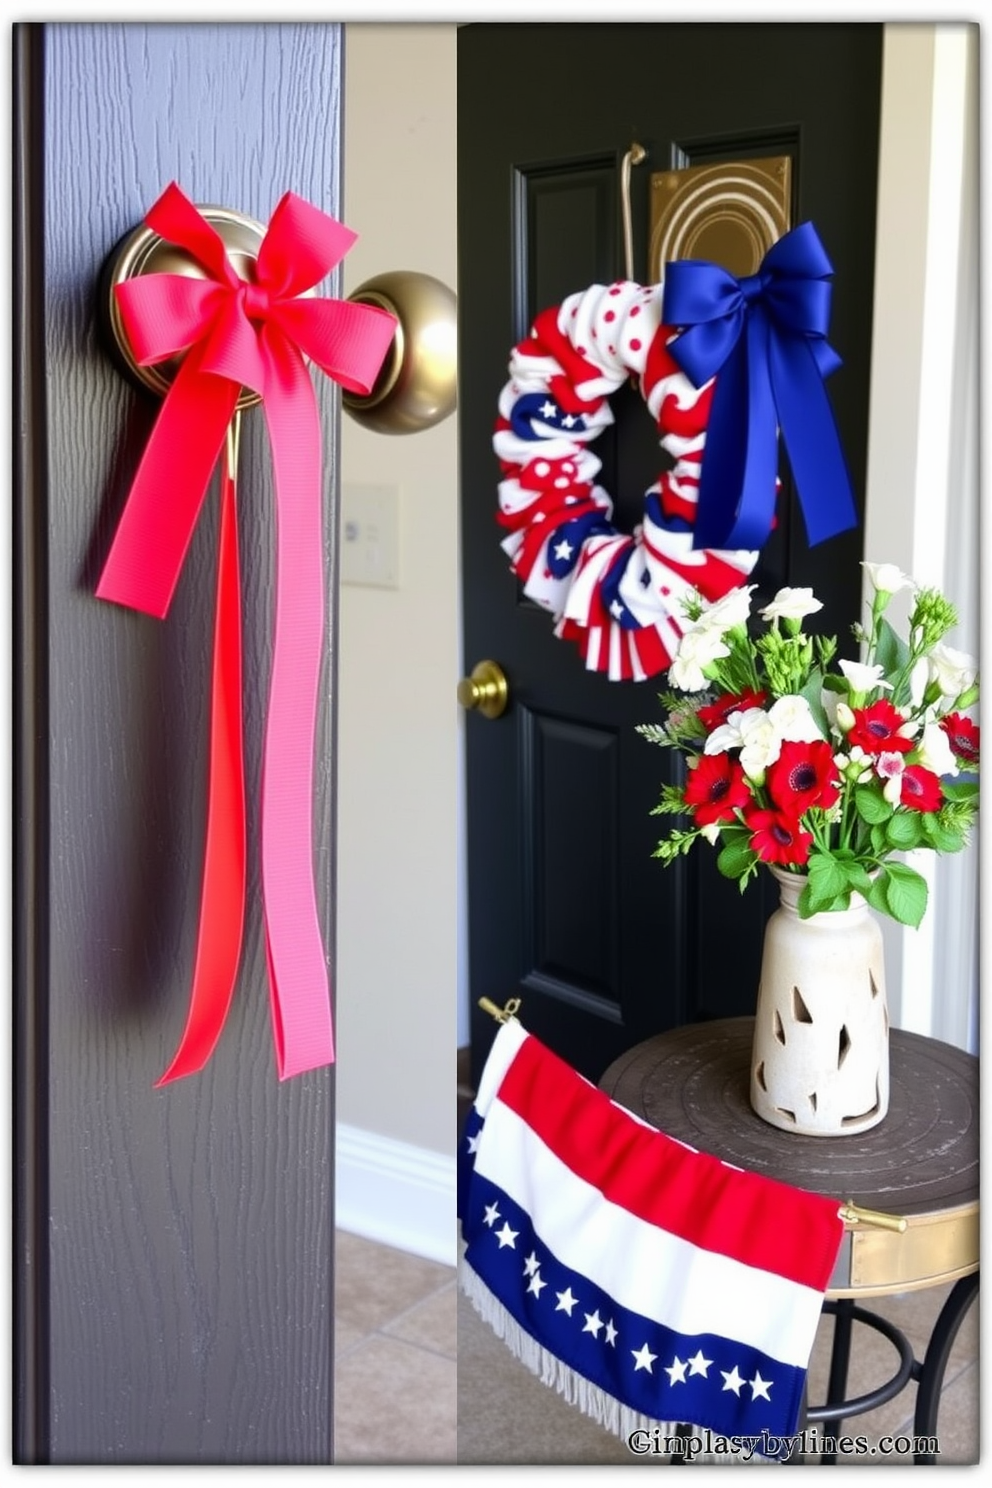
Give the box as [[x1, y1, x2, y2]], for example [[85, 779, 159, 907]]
[[769, 331, 859, 546], [692, 312, 778, 551]]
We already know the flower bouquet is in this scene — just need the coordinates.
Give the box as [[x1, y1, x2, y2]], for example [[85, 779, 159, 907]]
[[639, 564, 979, 931]]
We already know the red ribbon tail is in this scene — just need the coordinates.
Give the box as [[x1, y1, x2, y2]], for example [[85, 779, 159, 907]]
[[97, 350, 240, 618], [156, 451, 247, 1086]]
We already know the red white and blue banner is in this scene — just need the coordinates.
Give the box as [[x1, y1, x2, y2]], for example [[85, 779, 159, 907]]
[[459, 1020, 844, 1456]]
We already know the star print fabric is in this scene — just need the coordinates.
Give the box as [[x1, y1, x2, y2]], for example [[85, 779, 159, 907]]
[[492, 280, 761, 683], [459, 1021, 844, 1454]]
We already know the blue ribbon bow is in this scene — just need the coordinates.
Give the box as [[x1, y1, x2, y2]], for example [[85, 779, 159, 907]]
[[661, 221, 858, 552]]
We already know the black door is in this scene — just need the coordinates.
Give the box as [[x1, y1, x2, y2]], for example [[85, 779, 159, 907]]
[[14, 23, 342, 1462], [459, 22, 882, 1084]]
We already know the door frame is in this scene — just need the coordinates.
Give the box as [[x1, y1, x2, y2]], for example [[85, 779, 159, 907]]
[[13, 24, 52, 1460], [860, 23, 979, 1051]]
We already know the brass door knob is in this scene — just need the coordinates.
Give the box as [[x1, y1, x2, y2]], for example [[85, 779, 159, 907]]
[[342, 270, 457, 435], [457, 660, 508, 720]]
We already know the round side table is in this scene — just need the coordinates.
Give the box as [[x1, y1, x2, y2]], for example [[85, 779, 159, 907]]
[[600, 1017, 978, 1463]]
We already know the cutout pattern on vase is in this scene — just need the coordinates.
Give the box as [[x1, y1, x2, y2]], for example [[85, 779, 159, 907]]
[[750, 866, 889, 1136]]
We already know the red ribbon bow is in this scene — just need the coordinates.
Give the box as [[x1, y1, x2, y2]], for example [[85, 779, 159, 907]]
[[97, 182, 397, 1084]]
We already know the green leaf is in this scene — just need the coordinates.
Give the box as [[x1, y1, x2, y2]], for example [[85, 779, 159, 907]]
[[865, 871, 892, 915], [885, 810, 924, 850], [919, 812, 965, 853], [854, 785, 893, 824], [873, 617, 912, 699], [798, 669, 831, 736], [805, 852, 850, 910], [716, 833, 757, 881], [882, 861, 929, 928], [796, 882, 818, 919], [942, 780, 979, 802], [843, 861, 875, 897], [870, 822, 889, 857]]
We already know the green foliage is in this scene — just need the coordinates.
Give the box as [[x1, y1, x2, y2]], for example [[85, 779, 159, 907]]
[[637, 567, 978, 930]]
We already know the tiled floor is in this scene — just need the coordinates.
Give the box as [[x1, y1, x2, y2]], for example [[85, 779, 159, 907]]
[[333, 1229, 457, 1464], [333, 1228, 978, 1466]]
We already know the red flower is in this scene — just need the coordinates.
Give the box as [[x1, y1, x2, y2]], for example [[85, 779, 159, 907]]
[[847, 699, 913, 755], [697, 689, 767, 733], [766, 740, 840, 815], [744, 807, 813, 867], [898, 764, 943, 813], [939, 712, 980, 766], [683, 752, 752, 827]]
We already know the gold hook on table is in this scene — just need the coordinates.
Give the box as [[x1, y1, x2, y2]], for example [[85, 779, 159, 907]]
[[838, 1201, 908, 1234]]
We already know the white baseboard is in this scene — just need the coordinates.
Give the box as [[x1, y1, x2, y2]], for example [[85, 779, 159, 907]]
[[335, 1123, 456, 1268]]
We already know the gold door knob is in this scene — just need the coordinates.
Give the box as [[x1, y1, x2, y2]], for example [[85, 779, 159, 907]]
[[457, 660, 508, 720]]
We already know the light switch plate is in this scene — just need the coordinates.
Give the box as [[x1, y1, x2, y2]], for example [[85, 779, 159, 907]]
[[340, 482, 400, 589]]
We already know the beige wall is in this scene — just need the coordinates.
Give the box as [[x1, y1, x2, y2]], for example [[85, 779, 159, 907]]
[[338, 24, 460, 1159]]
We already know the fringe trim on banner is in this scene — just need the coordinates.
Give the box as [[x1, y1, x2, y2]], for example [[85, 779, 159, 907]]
[[459, 1256, 770, 1464]]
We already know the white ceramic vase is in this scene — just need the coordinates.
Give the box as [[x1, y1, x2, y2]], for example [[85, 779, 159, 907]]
[[750, 865, 889, 1136]]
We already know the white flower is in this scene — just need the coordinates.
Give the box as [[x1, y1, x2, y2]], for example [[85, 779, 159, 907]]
[[927, 643, 978, 704], [699, 822, 723, 846], [704, 710, 748, 756], [715, 708, 783, 780], [706, 699, 805, 779], [695, 584, 756, 636], [839, 659, 893, 694], [759, 587, 823, 623], [767, 694, 825, 743], [862, 561, 915, 598], [875, 751, 906, 806], [915, 721, 959, 778], [668, 624, 730, 691], [909, 656, 931, 709]]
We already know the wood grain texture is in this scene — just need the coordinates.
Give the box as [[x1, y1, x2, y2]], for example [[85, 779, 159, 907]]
[[35, 23, 342, 1462]]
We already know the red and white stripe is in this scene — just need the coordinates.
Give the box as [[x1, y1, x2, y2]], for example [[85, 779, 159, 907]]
[[494, 281, 762, 681]]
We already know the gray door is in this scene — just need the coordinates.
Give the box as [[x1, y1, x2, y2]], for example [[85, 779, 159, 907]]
[[14, 23, 342, 1462], [458, 22, 883, 1085]]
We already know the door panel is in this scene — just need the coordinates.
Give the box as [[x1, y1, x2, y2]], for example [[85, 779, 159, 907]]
[[459, 23, 883, 1085], [520, 708, 622, 1017], [14, 22, 341, 1463]]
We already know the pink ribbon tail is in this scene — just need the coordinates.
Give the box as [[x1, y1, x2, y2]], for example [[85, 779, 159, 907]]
[[259, 330, 335, 1077]]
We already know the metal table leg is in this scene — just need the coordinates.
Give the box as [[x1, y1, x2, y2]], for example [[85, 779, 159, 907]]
[[806, 1301, 916, 1453], [819, 1299, 854, 1460], [913, 1273, 979, 1463]]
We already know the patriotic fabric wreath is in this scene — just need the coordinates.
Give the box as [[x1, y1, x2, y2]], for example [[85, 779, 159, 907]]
[[495, 282, 762, 682], [459, 1018, 845, 1459]]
